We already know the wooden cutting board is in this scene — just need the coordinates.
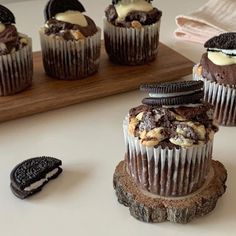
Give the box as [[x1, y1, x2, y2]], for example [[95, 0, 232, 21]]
[[0, 43, 193, 123]]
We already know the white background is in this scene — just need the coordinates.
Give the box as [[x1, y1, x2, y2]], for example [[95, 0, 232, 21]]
[[0, 0, 235, 235]]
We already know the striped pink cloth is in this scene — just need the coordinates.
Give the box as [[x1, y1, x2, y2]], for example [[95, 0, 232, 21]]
[[175, 0, 236, 44]]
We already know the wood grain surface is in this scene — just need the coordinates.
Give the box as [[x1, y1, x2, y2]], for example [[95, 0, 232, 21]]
[[0, 43, 193, 123]]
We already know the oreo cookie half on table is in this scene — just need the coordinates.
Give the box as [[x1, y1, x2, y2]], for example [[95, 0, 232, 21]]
[[10, 156, 62, 199], [141, 80, 204, 106]]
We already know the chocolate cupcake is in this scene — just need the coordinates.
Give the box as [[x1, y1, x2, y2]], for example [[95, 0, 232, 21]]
[[124, 81, 218, 197], [0, 5, 33, 96], [193, 32, 236, 126], [104, 0, 162, 65], [40, 0, 101, 80]]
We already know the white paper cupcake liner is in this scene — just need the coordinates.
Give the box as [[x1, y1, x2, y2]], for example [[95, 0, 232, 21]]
[[39, 28, 101, 80], [0, 36, 33, 96], [123, 117, 213, 197], [104, 19, 161, 65], [193, 64, 236, 126]]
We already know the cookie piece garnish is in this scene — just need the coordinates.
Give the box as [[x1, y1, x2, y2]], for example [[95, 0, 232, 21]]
[[44, 0, 86, 21], [0, 4, 15, 24], [141, 81, 204, 106], [10, 156, 62, 199], [204, 32, 236, 50]]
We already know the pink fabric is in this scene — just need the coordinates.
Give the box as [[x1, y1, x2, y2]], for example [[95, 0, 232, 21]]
[[175, 0, 236, 44]]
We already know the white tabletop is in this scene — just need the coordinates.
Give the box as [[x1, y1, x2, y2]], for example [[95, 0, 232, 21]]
[[0, 0, 235, 235]]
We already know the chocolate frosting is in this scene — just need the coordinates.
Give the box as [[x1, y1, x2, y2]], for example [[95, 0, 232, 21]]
[[200, 52, 236, 86], [45, 15, 97, 39], [0, 24, 20, 55], [105, 5, 162, 27]]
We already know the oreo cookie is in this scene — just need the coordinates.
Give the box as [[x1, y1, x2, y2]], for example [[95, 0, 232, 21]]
[[204, 32, 236, 50], [10, 156, 62, 199], [44, 0, 86, 21], [141, 81, 204, 106], [112, 0, 153, 4], [0, 4, 15, 24]]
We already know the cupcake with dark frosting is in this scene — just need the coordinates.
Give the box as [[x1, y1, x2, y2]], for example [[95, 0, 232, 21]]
[[193, 32, 236, 126], [124, 81, 218, 196], [40, 0, 101, 80], [104, 0, 162, 65], [0, 4, 33, 96]]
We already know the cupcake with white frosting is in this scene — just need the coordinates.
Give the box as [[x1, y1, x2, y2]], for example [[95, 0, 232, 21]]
[[0, 4, 33, 96], [193, 32, 236, 126], [104, 0, 162, 65], [40, 0, 101, 80]]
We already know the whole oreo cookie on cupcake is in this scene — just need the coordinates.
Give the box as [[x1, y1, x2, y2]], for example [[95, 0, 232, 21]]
[[193, 32, 236, 126], [113, 81, 227, 223], [40, 0, 101, 80], [0, 5, 33, 96], [104, 0, 162, 65]]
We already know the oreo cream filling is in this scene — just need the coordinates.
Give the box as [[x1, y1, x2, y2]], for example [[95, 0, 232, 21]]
[[149, 89, 201, 98], [24, 168, 59, 191]]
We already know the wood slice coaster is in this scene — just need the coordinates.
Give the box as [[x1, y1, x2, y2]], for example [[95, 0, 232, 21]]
[[113, 160, 227, 224]]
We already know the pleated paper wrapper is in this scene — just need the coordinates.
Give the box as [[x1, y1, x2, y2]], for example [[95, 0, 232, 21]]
[[0, 36, 33, 96], [104, 19, 161, 65], [39, 28, 101, 80], [193, 64, 236, 126], [123, 117, 213, 197]]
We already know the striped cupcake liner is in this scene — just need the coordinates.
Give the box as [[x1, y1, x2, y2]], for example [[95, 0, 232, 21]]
[[39, 28, 101, 80], [123, 118, 213, 197], [103, 19, 161, 65], [0, 36, 33, 96], [193, 64, 236, 126]]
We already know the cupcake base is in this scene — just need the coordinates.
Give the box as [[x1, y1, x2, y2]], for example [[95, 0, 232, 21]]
[[113, 160, 227, 224]]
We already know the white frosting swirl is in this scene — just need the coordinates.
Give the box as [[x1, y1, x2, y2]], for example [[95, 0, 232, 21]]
[[115, 0, 153, 21], [0, 23, 6, 33], [55, 10, 88, 27], [208, 51, 236, 66]]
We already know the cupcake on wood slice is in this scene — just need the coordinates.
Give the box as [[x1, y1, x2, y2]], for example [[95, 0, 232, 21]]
[[40, 0, 101, 80], [104, 0, 162, 65], [193, 32, 236, 126], [0, 5, 33, 96], [124, 81, 219, 197], [114, 80, 227, 224]]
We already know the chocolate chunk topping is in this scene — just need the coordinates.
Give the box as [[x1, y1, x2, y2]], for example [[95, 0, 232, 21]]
[[0, 4, 15, 24], [105, 5, 118, 22], [141, 81, 203, 94], [204, 32, 236, 49], [45, 15, 97, 39], [142, 91, 204, 106], [125, 8, 162, 25], [44, 0, 86, 21], [0, 25, 21, 55], [200, 52, 236, 86]]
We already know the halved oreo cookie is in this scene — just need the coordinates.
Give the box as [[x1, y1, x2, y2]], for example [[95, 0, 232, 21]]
[[0, 4, 15, 24], [44, 0, 86, 21], [10, 156, 62, 199], [141, 81, 204, 106], [204, 32, 236, 50]]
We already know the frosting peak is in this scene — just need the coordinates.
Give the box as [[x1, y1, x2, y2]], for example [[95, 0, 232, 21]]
[[55, 10, 88, 27]]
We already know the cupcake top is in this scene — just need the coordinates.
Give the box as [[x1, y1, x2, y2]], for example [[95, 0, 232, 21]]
[[200, 32, 236, 86], [44, 0, 98, 40], [105, 0, 162, 28], [128, 81, 218, 148], [0, 5, 28, 55]]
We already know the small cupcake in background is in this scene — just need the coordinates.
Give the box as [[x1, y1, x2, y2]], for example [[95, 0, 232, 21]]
[[104, 0, 162, 65], [0, 5, 33, 96], [40, 0, 101, 80], [193, 32, 236, 126], [124, 81, 218, 196]]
